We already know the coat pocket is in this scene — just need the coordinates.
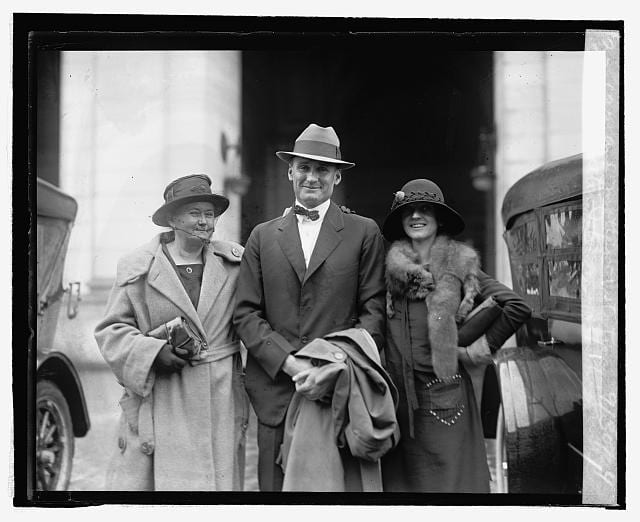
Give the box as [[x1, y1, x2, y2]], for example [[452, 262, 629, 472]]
[[420, 379, 463, 411], [417, 375, 465, 426]]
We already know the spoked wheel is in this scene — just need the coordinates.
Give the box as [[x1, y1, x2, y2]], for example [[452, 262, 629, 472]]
[[36, 380, 74, 491]]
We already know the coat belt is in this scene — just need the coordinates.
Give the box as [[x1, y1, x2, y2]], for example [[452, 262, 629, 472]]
[[189, 340, 241, 366]]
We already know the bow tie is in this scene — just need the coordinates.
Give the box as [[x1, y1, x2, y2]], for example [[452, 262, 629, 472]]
[[293, 204, 320, 221]]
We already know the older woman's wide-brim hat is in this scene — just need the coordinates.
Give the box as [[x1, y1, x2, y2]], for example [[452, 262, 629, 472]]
[[382, 178, 465, 241], [276, 123, 355, 169], [152, 174, 230, 227]]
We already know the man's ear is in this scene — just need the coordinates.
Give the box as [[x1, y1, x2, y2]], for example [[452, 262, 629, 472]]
[[334, 171, 342, 186], [287, 166, 294, 181]]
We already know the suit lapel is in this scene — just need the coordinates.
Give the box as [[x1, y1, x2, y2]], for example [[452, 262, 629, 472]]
[[303, 202, 344, 285], [276, 210, 306, 283], [147, 246, 206, 337], [196, 245, 228, 325]]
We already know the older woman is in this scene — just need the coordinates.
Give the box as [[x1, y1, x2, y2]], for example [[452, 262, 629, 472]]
[[380, 178, 531, 493], [95, 174, 249, 491]]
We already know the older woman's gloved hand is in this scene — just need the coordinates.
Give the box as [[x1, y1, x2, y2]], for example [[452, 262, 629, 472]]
[[153, 343, 187, 373], [172, 339, 196, 360]]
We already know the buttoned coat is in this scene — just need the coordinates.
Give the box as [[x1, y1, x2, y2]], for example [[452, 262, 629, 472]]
[[94, 233, 249, 491], [233, 202, 387, 427]]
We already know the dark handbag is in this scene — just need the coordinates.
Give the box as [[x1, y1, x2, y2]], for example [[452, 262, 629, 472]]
[[457, 297, 502, 347], [147, 316, 202, 359]]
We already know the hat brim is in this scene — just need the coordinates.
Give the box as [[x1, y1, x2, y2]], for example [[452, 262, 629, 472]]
[[382, 200, 465, 241], [152, 194, 230, 227], [275, 151, 355, 170]]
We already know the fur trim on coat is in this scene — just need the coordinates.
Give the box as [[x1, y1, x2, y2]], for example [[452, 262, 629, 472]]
[[385, 236, 480, 378]]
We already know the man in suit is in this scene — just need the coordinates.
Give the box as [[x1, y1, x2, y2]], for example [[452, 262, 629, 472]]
[[233, 123, 386, 491]]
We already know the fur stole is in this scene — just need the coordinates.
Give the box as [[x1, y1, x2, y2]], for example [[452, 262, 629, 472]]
[[385, 236, 480, 379]]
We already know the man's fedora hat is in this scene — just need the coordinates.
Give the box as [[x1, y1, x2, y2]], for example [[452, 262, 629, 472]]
[[152, 174, 230, 227], [276, 123, 355, 169], [382, 178, 466, 241]]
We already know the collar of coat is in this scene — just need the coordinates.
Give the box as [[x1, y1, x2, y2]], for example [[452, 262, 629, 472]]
[[115, 232, 243, 286], [385, 235, 480, 379], [385, 236, 479, 300]]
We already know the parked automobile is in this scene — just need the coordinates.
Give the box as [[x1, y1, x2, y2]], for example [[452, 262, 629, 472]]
[[491, 153, 583, 494], [36, 178, 90, 490]]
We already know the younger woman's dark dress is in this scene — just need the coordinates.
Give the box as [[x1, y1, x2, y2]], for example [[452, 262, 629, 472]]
[[382, 271, 531, 493]]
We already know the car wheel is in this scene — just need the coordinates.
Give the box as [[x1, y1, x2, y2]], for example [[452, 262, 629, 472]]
[[36, 380, 75, 490]]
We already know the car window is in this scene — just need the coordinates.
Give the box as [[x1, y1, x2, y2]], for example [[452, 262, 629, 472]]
[[504, 212, 542, 311], [544, 205, 582, 250], [512, 261, 541, 297], [504, 200, 582, 321], [548, 258, 581, 299], [505, 217, 539, 256]]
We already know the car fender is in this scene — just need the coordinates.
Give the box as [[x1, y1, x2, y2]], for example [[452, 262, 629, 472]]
[[37, 352, 91, 437]]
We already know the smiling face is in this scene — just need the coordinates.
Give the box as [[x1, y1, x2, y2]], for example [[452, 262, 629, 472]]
[[288, 157, 342, 209], [401, 203, 439, 242], [168, 200, 216, 244]]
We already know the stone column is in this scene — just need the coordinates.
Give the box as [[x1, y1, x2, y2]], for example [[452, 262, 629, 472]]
[[493, 51, 583, 286]]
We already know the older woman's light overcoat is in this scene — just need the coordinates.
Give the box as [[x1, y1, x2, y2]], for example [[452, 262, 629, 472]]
[[94, 233, 249, 491]]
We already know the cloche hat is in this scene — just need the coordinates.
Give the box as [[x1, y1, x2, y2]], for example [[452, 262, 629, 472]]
[[276, 123, 355, 169], [152, 174, 229, 227], [382, 178, 465, 241]]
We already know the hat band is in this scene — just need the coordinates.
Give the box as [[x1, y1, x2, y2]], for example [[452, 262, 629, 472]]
[[392, 190, 444, 211], [293, 139, 342, 160]]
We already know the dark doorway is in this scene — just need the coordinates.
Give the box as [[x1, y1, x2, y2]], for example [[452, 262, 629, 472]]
[[36, 51, 61, 187], [241, 49, 495, 268]]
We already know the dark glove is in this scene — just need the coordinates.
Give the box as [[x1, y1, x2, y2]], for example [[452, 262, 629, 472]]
[[146, 317, 201, 361], [153, 343, 187, 373], [170, 332, 197, 360]]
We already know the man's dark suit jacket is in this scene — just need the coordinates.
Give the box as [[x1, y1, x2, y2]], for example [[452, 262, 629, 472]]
[[233, 201, 386, 427]]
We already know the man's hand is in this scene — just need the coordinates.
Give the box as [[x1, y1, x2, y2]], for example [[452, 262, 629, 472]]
[[292, 363, 343, 402], [153, 343, 187, 373], [281, 354, 313, 377]]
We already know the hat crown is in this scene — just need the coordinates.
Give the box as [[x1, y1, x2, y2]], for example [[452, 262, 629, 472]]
[[296, 123, 340, 147], [292, 123, 342, 161], [275, 122, 354, 168], [152, 174, 229, 226], [163, 174, 213, 203], [391, 179, 445, 211]]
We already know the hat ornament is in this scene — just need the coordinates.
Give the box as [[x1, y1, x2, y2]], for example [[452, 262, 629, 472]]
[[392, 190, 444, 210]]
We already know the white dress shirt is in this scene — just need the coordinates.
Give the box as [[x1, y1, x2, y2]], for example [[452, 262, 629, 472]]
[[292, 199, 331, 268]]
